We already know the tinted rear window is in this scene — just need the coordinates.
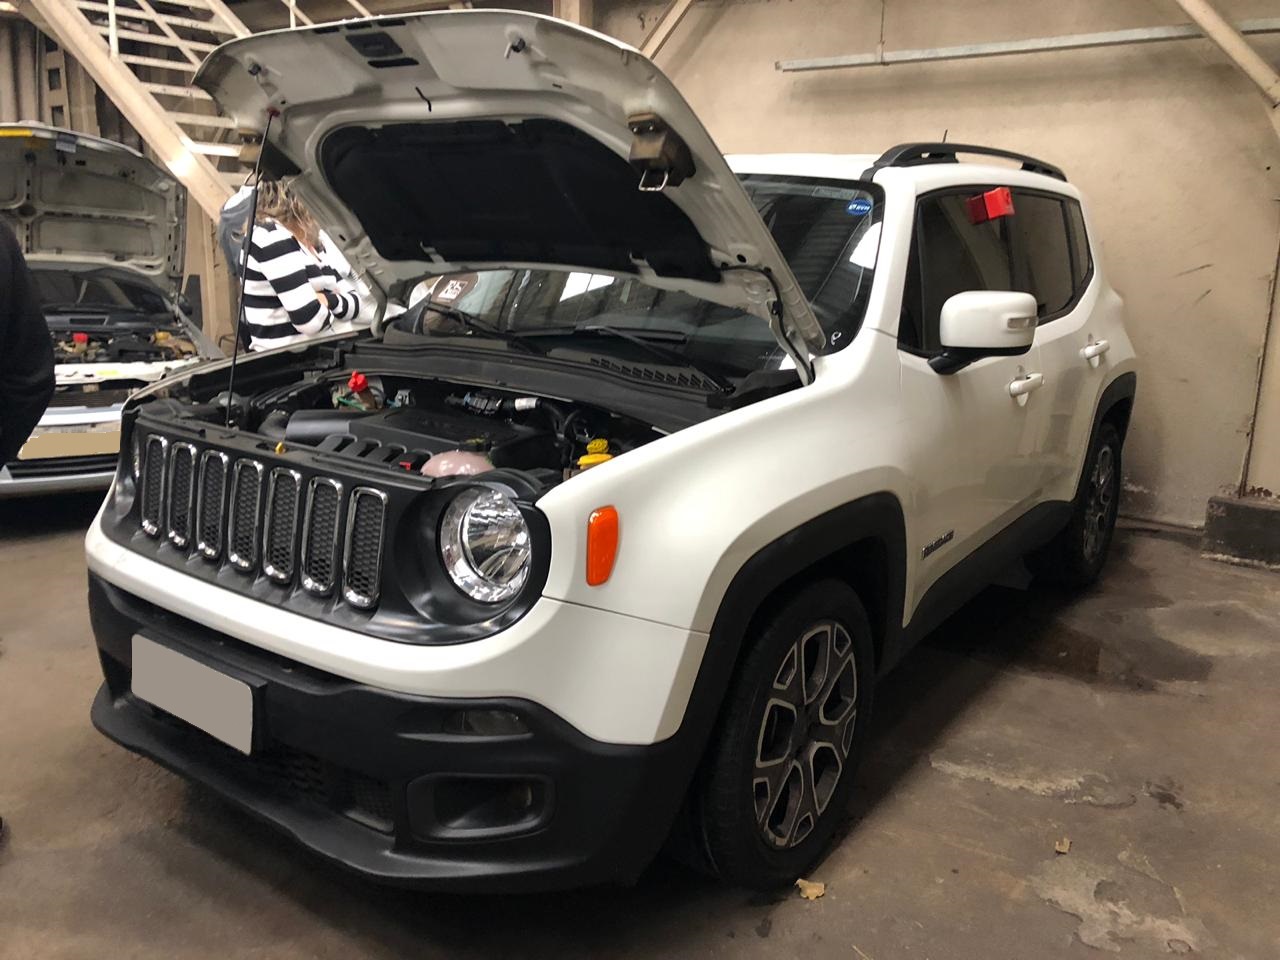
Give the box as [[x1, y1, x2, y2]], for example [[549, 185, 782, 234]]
[[1066, 201, 1091, 290], [1010, 193, 1074, 320]]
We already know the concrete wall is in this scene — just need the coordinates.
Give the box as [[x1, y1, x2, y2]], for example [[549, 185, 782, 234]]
[[599, 0, 1280, 527]]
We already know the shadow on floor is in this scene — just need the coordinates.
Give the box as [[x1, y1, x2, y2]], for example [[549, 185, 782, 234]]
[[0, 490, 105, 539], [144, 536, 1166, 955]]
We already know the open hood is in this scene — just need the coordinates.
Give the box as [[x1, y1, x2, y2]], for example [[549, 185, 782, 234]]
[[0, 125, 185, 288], [195, 10, 823, 371]]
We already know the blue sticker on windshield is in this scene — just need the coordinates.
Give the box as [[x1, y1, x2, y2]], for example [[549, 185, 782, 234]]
[[846, 198, 873, 216]]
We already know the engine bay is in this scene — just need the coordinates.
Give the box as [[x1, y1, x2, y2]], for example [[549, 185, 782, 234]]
[[181, 369, 664, 487], [53, 327, 199, 365]]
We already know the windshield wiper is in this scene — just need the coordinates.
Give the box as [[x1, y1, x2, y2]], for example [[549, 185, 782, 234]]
[[423, 305, 546, 356], [516, 324, 735, 393]]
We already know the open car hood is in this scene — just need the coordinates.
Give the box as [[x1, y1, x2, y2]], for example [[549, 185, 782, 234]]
[[195, 10, 823, 370], [0, 125, 184, 288]]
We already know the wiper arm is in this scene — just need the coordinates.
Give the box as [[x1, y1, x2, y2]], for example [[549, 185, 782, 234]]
[[518, 323, 734, 393], [426, 305, 546, 356]]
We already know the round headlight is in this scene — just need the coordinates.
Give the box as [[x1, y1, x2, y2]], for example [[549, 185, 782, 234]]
[[439, 487, 531, 603]]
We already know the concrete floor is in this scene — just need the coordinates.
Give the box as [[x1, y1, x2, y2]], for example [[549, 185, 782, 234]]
[[2, 495, 1278, 960]]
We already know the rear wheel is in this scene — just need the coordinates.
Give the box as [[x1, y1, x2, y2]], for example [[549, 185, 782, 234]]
[[1031, 420, 1122, 586], [696, 579, 874, 889]]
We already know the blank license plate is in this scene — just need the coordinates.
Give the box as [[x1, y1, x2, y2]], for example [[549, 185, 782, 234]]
[[132, 635, 254, 754]]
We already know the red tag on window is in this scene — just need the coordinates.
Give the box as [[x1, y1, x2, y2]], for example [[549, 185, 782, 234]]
[[966, 187, 1015, 224]]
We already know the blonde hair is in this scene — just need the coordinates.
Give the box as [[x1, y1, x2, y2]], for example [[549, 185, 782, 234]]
[[255, 179, 321, 251]]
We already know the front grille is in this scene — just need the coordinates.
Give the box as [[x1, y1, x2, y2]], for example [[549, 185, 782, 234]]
[[166, 443, 196, 548], [301, 478, 342, 596], [344, 488, 387, 609], [196, 451, 229, 560], [227, 459, 264, 572], [137, 433, 390, 613], [140, 435, 168, 536], [48, 387, 134, 408], [262, 468, 302, 584]]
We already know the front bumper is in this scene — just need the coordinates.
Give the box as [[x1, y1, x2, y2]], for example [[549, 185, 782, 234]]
[[88, 573, 700, 891], [0, 457, 115, 497], [0, 404, 121, 497]]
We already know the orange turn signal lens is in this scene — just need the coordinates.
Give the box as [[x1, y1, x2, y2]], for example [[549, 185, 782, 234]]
[[586, 506, 619, 586]]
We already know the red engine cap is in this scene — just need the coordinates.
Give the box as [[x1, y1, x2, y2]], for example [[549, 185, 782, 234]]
[[72, 332, 90, 344], [347, 371, 368, 392]]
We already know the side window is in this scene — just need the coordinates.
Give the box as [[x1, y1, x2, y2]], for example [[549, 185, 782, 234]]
[[1065, 201, 1092, 290], [1009, 192, 1074, 322], [899, 192, 1014, 353]]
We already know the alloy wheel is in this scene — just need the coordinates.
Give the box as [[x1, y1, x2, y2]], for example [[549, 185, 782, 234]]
[[1083, 443, 1116, 561], [752, 620, 858, 849]]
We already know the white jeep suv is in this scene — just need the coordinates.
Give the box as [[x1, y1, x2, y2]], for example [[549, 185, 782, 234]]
[[84, 11, 1136, 891]]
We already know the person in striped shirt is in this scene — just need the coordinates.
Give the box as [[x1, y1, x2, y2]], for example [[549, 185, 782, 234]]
[[242, 180, 361, 351]]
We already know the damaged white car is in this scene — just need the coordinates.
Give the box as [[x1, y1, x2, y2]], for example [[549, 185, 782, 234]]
[[0, 125, 219, 497]]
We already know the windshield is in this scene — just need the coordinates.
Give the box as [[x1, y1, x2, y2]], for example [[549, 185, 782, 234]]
[[387, 175, 881, 381], [31, 266, 172, 317]]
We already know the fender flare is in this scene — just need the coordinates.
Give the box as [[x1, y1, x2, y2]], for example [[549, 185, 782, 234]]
[[656, 492, 908, 867], [1074, 371, 1138, 502], [670, 491, 908, 756]]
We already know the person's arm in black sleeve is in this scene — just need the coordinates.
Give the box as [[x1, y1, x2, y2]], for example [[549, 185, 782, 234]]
[[0, 221, 55, 463]]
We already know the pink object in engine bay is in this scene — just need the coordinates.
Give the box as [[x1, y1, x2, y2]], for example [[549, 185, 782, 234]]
[[421, 450, 494, 478]]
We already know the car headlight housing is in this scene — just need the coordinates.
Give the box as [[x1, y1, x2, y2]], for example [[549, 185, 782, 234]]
[[439, 487, 531, 603]]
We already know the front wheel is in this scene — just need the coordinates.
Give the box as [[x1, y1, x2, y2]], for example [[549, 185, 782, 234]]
[[695, 579, 875, 889], [1031, 420, 1122, 586]]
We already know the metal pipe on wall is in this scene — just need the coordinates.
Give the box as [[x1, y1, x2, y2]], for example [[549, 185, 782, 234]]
[[1171, 0, 1280, 144], [0, 22, 16, 123], [1172, 0, 1280, 108], [775, 17, 1280, 73]]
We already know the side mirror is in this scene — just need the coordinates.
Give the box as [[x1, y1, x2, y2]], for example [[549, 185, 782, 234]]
[[930, 291, 1037, 374]]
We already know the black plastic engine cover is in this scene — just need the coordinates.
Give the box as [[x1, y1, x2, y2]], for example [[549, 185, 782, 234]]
[[346, 407, 556, 469]]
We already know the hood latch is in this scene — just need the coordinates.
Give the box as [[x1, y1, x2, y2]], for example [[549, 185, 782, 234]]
[[628, 113, 695, 193]]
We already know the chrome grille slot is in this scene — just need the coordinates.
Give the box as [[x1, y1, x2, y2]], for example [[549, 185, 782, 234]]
[[227, 459, 265, 572], [166, 443, 197, 548], [262, 468, 302, 584], [140, 435, 168, 537], [301, 477, 343, 596], [196, 450, 229, 560], [343, 487, 387, 610]]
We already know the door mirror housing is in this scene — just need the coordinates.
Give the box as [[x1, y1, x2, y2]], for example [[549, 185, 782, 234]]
[[930, 291, 1038, 374]]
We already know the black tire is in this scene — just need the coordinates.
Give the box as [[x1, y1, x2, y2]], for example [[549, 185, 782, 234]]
[[1030, 420, 1122, 587], [695, 579, 875, 889]]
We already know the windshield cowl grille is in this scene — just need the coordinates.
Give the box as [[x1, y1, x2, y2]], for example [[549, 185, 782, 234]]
[[585, 356, 721, 392]]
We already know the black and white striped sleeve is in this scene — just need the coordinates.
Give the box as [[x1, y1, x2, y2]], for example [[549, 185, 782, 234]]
[[250, 226, 332, 335], [322, 279, 360, 321], [313, 239, 361, 321]]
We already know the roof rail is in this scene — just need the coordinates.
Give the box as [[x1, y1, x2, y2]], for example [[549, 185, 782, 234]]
[[864, 142, 1067, 182]]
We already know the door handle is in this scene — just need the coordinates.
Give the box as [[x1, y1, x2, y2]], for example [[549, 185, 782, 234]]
[[1008, 372, 1044, 406], [1081, 338, 1110, 366]]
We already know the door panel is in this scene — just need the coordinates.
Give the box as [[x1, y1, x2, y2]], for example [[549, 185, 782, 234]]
[[901, 347, 1046, 600], [1009, 192, 1101, 498], [898, 186, 1053, 610]]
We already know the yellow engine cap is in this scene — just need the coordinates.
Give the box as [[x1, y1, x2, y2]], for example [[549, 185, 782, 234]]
[[585, 438, 609, 454], [577, 452, 613, 469]]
